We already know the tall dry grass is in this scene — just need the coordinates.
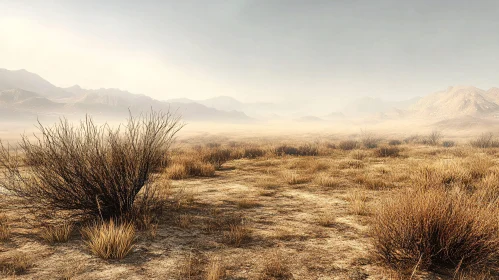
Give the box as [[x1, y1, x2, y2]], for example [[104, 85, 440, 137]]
[[372, 187, 499, 275], [81, 220, 136, 260]]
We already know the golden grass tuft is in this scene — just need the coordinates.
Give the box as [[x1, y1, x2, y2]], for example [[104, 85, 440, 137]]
[[40, 223, 73, 244], [372, 188, 499, 275], [223, 224, 251, 247], [236, 198, 261, 209], [259, 251, 293, 280], [316, 212, 336, 227], [206, 256, 225, 280], [81, 220, 135, 260], [281, 171, 312, 185], [314, 174, 341, 188], [347, 191, 370, 216]]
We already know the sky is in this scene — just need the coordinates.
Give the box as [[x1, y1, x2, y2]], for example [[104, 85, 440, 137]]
[[1, 0, 499, 104]]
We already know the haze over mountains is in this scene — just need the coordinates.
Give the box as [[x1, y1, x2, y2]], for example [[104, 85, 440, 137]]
[[2, 68, 499, 127]]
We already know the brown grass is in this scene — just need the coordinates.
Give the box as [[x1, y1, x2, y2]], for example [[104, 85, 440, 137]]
[[81, 220, 136, 260], [206, 256, 225, 280], [0, 215, 10, 242], [372, 188, 499, 275], [339, 140, 358, 150], [40, 222, 73, 244], [223, 224, 251, 247], [374, 146, 400, 157], [0, 252, 32, 276], [316, 212, 336, 227], [259, 251, 293, 280]]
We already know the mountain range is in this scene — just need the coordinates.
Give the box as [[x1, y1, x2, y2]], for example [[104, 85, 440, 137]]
[[0, 69, 251, 122], [2, 68, 499, 125]]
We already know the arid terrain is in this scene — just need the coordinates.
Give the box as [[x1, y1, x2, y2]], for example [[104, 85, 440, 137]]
[[2, 127, 499, 279]]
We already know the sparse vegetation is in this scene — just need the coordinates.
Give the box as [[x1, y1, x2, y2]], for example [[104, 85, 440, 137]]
[[0, 110, 183, 219], [81, 220, 136, 260], [374, 146, 400, 157], [0, 215, 10, 242], [372, 188, 499, 275], [339, 140, 358, 150], [3, 127, 499, 278], [40, 223, 73, 244]]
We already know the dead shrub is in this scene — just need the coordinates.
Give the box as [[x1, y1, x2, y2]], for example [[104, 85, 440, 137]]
[[423, 130, 442, 146], [243, 147, 267, 159], [374, 146, 400, 157], [442, 140, 455, 147], [339, 140, 358, 150], [0, 110, 183, 219], [81, 220, 136, 260], [470, 132, 499, 148], [388, 139, 402, 146], [361, 130, 380, 149], [40, 223, 73, 244], [372, 188, 499, 275], [276, 144, 318, 156], [202, 148, 232, 169]]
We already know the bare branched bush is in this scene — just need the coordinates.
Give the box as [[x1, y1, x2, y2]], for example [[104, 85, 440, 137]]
[[388, 139, 402, 146], [339, 140, 358, 150], [372, 188, 499, 275], [423, 130, 442, 146], [0, 110, 183, 219], [470, 132, 499, 148], [202, 148, 232, 169], [361, 130, 380, 149]]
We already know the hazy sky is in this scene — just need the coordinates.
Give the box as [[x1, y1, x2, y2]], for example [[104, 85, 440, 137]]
[[2, 0, 499, 103]]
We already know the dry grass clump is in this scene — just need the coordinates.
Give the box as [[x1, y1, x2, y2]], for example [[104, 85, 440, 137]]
[[242, 147, 267, 158], [316, 212, 336, 227], [259, 252, 293, 280], [206, 256, 225, 280], [236, 198, 261, 209], [167, 158, 216, 179], [40, 223, 73, 244], [372, 188, 499, 275], [202, 148, 232, 169], [0, 252, 32, 276], [81, 220, 135, 260], [314, 174, 341, 188], [361, 131, 380, 149], [347, 191, 370, 216], [0, 110, 182, 219], [281, 171, 312, 185], [374, 146, 400, 157], [350, 150, 370, 160], [0, 215, 10, 242], [339, 140, 358, 150], [422, 130, 443, 146], [388, 139, 402, 146], [223, 224, 251, 247], [338, 159, 364, 169], [275, 144, 318, 156], [442, 140, 455, 147], [470, 132, 499, 148]]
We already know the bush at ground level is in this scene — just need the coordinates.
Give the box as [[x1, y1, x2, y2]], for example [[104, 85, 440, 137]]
[[372, 188, 499, 275], [0, 111, 183, 219]]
